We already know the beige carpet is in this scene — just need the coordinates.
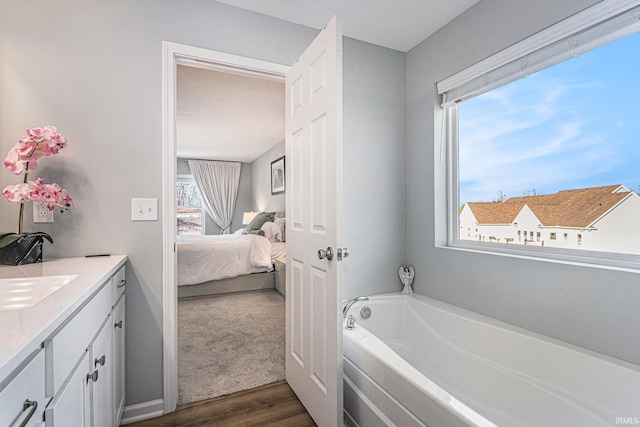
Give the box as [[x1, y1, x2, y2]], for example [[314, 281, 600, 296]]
[[178, 290, 286, 406]]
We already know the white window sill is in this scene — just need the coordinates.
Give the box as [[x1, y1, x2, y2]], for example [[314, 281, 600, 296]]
[[441, 241, 640, 274]]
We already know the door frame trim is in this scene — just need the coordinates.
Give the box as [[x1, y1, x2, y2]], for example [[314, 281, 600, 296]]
[[161, 41, 289, 413]]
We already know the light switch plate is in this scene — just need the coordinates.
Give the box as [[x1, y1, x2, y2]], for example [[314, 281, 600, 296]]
[[131, 198, 158, 221], [33, 202, 54, 223]]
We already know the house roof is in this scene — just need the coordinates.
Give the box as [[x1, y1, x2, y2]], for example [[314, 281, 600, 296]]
[[465, 201, 524, 224], [466, 185, 632, 228]]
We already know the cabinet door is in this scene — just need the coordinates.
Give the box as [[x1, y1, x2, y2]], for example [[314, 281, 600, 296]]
[[0, 349, 46, 427], [112, 295, 126, 425], [45, 351, 91, 427], [90, 317, 112, 427]]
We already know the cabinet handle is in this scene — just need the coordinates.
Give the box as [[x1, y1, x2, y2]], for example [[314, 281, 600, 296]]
[[95, 355, 106, 367], [115, 320, 123, 328], [18, 399, 38, 427], [117, 279, 126, 289], [87, 370, 99, 383]]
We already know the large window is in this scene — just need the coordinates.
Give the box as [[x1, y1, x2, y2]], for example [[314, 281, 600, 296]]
[[177, 176, 203, 235], [440, 0, 640, 266]]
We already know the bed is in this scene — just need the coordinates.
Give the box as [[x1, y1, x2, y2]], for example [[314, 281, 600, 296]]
[[177, 217, 286, 298]]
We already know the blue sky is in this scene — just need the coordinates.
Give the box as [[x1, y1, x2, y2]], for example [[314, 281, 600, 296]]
[[458, 30, 640, 204]]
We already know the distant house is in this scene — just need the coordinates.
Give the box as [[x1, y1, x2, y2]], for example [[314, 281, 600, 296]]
[[459, 185, 640, 254]]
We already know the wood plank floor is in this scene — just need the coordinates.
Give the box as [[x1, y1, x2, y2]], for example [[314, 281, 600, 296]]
[[127, 380, 316, 427]]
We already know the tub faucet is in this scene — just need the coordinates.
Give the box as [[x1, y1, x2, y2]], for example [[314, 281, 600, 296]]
[[342, 296, 369, 319]]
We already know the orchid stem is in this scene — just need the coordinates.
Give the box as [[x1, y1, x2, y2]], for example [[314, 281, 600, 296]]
[[18, 168, 29, 235]]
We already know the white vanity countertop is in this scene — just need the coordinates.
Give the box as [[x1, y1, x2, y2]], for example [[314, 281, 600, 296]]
[[0, 255, 127, 381]]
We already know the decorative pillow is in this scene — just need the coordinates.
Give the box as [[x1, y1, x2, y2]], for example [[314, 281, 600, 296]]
[[249, 229, 265, 236], [274, 218, 286, 242], [260, 221, 282, 242], [243, 211, 275, 234]]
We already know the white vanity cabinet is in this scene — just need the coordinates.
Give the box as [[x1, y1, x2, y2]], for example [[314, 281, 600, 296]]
[[0, 256, 127, 427], [42, 264, 126, 427]]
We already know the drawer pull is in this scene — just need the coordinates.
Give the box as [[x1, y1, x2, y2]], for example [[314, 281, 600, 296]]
[[87, 370, 99, 383], [117, 279, 126, 289], [95, 355, 106, 367], [18, 399, 38, 427], [115, 320, 123, 329]]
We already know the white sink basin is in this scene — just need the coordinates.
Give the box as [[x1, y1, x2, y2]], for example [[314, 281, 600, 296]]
[[0, 275, 79, 311]]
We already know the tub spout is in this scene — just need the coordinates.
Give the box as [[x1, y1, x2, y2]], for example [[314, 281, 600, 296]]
[[343, 296, 369, 319]]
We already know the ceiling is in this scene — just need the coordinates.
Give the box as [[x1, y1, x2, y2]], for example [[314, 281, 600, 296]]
[[177, 2, 481, 162], [214, 0, 480, 52], [177, 65, 284, 163]]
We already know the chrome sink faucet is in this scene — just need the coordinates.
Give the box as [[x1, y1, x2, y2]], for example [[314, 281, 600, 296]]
[[342, 296, 369, 319]]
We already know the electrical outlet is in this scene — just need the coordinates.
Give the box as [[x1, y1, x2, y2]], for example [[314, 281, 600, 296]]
[[131, 198, 158, 221], [33, 203, 54, 223]]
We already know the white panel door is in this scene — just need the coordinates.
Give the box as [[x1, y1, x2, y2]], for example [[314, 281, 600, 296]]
[[285, 16, 343, 427]]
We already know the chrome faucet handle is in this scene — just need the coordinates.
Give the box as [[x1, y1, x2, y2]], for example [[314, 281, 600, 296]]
[[345, 315, 357, 330]]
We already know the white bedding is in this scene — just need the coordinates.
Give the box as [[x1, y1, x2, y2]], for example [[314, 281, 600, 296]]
[[177, 234, 275, 286], [270, 241, 286, 262]]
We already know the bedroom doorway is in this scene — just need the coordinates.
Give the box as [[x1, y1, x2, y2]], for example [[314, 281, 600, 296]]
[[161, 42, 289, 412], [174, 62, 287, 406]]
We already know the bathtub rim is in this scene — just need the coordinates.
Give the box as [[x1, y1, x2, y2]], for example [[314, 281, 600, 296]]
[[351, 292, 640, 375]]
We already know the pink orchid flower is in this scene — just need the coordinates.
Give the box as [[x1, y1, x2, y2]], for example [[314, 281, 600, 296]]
[[4, 150, 25, 175], [3, 178, 72, 210], [3, 183, 29, 202], [8, 126, 67, 168], [3, 126, 73, 235]]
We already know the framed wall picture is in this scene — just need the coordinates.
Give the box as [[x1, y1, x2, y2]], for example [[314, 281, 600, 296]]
[[271, 156, 285, 195]]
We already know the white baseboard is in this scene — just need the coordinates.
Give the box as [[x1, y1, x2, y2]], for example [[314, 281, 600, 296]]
[[119, 399, 164, 425]]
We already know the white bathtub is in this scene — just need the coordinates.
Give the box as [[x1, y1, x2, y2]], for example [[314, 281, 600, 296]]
[[343, 293, 640, 427]]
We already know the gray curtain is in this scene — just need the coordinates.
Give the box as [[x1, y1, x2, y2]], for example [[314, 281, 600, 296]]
[[188, 160, 241, 234]]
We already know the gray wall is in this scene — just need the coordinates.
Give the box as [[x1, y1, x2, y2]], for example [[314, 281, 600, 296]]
[[407, 0, 640, 366], [249, 140, 285, 213], [176, 159, 251, 234], [0, 0, 318, 406], [342, 38, 407, 299]]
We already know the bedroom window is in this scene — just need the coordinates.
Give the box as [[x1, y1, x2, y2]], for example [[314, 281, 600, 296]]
[[439, 0, 640, 268], [177, 176, 203, 235]]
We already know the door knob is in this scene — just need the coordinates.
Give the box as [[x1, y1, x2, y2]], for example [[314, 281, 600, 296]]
[[95, 355, 106, 367], [317, 247, 334, 261], [87, 370, 99, 383]]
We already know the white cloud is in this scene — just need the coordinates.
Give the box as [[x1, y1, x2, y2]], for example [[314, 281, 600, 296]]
[[458, 73, 623, 203]]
